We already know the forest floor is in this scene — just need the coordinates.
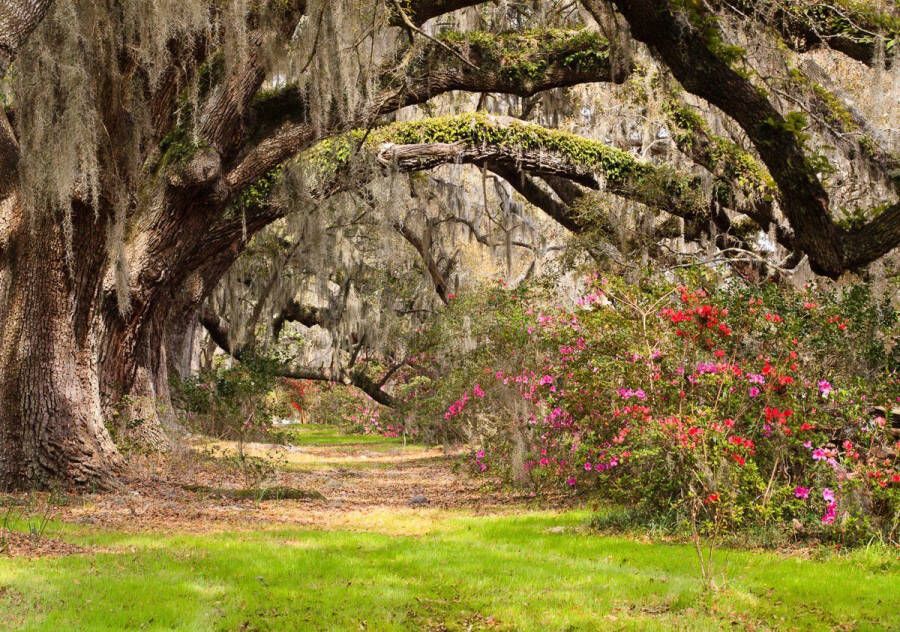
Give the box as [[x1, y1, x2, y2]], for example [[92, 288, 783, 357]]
[[1, 424, 898, 631]]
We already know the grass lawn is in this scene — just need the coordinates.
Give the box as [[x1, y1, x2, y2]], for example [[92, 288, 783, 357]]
[[277, 424, 408, 448], [1, 510, 897, 631]]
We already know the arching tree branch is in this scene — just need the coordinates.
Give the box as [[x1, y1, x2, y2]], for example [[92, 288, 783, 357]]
[[225, 27, 620, 192], [198, 306, 396, 407], [592, 0, 898, 276]]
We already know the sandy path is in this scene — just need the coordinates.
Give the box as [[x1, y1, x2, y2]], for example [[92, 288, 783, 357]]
[[39, 437, 546, 535]]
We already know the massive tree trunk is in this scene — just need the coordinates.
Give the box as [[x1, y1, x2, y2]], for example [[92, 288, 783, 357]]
[[0, 198, 122, 490], [96, 189, 226, 451]]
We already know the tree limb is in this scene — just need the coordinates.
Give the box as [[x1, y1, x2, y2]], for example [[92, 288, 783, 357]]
[[199, 306, 396, 407], [593, 0, 898, 276]]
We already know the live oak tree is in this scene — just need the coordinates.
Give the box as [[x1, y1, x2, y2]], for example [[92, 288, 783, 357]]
[[0, 0, 896, 489]]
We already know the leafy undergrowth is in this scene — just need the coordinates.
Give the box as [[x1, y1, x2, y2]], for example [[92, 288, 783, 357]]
[[0, 510, 897, 631]]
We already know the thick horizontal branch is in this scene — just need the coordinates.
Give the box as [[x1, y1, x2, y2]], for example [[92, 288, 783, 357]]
[[311, 113, 707, 221], [711, 0, 898, 68], [843, 202, 900, 269], [390, 0, 488, 26], [276, 366, 397, 408], [226, 27, 620, 192], [199, 306, 396, 407], [373, 28, 624, 114]]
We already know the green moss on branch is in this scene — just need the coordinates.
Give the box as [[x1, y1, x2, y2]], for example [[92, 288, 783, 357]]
[[307, 113, 705, 219], [663, 99, 775, 196], [434, 28, 611, 82]]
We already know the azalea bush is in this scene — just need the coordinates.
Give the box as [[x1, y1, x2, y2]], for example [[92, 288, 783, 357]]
[[306, 382, 409, 438], [420, 273, 899, 545]]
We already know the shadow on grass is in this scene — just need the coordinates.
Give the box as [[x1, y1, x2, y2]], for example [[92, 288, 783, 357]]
[[1, 511, 897, 631]]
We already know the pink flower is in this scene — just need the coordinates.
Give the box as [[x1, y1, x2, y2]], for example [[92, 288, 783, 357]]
[[476, 449, 485, 459], [473, 383, 485, 398], [817, 380, 832, 398], [584, 462, 592, 471], [539, 375, 555, 385], [617, 388, 647, 400], [748, 386, 761, 398], [794, 486, 810, 499], [566, 477, 577, 487], [822, 488, 835, 503], [821, 501, 837, 524]]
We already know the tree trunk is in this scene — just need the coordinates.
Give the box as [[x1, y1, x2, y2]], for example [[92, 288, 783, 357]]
[[96, 199, 226, 452], [99, 308, 176, 452], [0, 198, 122, 490]]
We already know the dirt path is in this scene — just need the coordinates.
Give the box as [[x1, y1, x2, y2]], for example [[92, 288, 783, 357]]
[[37, 433, 548, 535]]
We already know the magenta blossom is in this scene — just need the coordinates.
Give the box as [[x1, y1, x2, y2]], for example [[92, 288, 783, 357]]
[[821, 501, 837, 524], [822, 488, 835, 503], [473, 383, 485, 398], [617, 387, 647, 400], [748, 386, 761, 398], [817, 380, 832, 398], [794, 486, 810, 499]]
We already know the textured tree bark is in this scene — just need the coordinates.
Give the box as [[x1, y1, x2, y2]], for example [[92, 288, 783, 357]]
[[99, 307, 175, 452], [0, 198, 122, 490], [0, 0, 54, 77]]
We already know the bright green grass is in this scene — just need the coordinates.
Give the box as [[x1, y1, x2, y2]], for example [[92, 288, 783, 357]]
[[277, 424, 408, 448], [1, 510, 897, 631]]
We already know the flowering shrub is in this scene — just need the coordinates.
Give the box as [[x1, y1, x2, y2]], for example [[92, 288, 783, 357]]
[[307, 382, 409, 438], [425, 274, 899, 545]]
